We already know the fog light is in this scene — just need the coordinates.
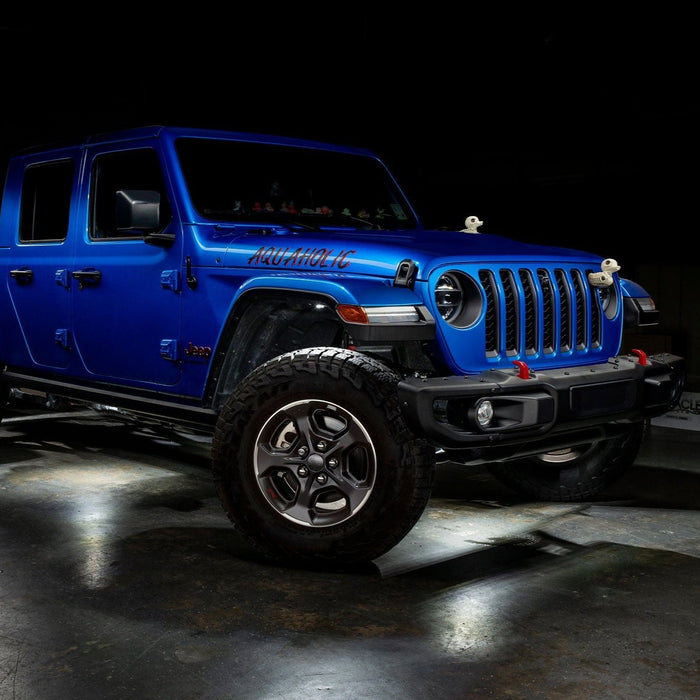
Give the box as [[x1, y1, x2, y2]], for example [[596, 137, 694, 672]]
[[476, 399, 494, 427]]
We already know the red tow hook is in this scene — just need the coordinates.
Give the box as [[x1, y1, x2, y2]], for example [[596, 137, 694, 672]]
[[513, 360, 530, 379], [631, 348, 648, 366]]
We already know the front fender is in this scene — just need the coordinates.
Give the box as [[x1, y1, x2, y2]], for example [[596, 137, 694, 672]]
[[233, 274, 436, 343], [620, 277, 660, 327], [234, 273, 426, 307], [620, 277, 650, 299]]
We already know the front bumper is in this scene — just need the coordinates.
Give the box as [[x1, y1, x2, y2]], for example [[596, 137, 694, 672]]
[[397, 352, 685, 448]]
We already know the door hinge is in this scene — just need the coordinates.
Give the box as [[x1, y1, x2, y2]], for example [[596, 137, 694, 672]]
[[160, 269, 181, 292], [54, 328, 71, 349], [55, 269, 70, 288], [160, 338, 179, 361]]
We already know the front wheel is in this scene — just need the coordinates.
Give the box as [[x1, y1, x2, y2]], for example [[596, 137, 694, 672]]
[[488, 422, 646, 501], [212, 348, 435, 566]]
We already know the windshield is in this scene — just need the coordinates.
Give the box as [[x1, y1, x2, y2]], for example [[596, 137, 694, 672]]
[[174, 137, 419, 230]]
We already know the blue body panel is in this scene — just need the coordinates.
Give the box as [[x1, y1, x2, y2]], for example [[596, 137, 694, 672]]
[[0, 126, 634, 404]]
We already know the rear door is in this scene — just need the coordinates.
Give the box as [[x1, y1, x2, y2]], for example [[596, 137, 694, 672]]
[[5, 155, 77, 369]]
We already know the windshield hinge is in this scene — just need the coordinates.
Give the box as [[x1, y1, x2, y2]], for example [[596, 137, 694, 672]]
[[394, 259, 418, 290]]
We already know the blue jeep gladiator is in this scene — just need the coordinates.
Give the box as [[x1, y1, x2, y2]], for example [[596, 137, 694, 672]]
[[0, 125, 684, 565]]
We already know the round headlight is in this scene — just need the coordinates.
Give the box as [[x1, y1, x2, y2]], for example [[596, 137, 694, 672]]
[[435, 273, 464, 322], [597, 286, 611, 311], [596, 283, 619, 319]]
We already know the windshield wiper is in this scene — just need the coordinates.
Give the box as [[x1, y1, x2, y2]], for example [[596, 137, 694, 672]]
[[338, 214, 382, 230]]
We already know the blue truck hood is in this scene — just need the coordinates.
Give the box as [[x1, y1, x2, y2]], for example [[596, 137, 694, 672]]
[[217, 226, 607, 278]]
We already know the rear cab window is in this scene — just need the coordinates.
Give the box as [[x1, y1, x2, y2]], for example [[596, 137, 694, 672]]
[[19, 159, 74, 243]]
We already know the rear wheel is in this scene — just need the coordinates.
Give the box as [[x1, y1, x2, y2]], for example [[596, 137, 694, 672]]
[[488, 422, 646, 501], [212, 348, 435, 566]]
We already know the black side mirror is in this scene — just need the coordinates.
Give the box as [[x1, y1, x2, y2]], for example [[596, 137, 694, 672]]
[[115, 189, 161, 232], [115, 189, 176, 247]]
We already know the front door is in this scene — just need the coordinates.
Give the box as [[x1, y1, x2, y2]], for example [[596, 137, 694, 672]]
[[71, 146, 182, 387]]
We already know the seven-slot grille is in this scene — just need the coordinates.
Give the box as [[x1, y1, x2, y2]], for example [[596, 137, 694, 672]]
[[478, 266, 601, 359]]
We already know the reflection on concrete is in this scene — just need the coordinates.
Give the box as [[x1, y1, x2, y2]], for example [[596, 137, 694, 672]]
[[373, 501, 587, 576], [0, 408, 698, 699]]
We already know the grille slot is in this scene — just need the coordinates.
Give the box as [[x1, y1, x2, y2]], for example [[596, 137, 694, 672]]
[[479, 266, 602, 360], [479, 270, 499, 356], [572, 269, 587, 350], [500, 269, 518, 356], [588, 269, 602, 348], [520, 269, 538, 355], [538, 268, 555, 353]]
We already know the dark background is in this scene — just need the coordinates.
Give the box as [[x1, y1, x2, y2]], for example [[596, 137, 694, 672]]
[[1, 14, 697, 385]]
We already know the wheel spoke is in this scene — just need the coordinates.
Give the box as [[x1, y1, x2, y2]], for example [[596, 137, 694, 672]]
[[284, 479, 330, 523], [330, 477, 371, 511], [329, 421, 366, 453], [282, 403, 317, 443], [255, 442, 300, 473]]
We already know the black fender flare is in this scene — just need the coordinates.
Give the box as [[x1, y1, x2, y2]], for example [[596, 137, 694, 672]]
[[205, 290, 345, 409]]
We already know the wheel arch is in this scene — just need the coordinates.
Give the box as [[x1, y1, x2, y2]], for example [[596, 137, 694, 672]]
[[204, 288, 347, 410]]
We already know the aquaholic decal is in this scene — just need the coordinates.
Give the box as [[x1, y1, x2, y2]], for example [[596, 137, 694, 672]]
[[247, 246, 356, 269]]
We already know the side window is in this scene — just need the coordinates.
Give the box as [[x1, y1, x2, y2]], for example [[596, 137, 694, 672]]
[[90, 148, 172, 240], [19, 159, 74, 243]]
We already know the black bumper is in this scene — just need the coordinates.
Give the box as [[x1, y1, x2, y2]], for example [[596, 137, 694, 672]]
[[397, 353, 685, 448]]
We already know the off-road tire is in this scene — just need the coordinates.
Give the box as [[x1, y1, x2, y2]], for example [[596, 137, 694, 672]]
[[488, 421, 646, 501], [212, 347, 435, 566]]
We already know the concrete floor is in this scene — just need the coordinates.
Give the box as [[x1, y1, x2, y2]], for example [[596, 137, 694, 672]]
[[0, 404, 698, 699]]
